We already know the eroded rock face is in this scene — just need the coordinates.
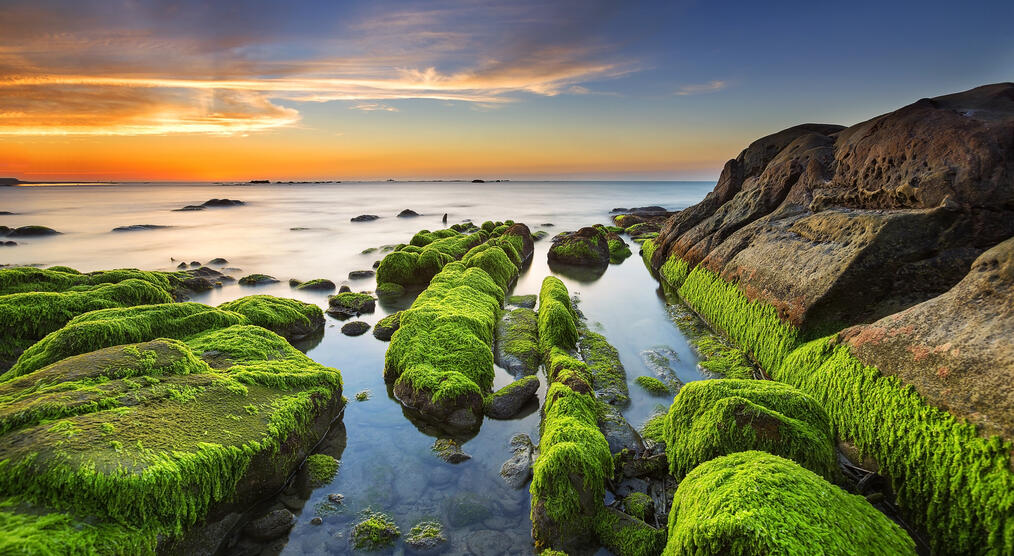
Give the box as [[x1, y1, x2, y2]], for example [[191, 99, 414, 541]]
[[843, 237, 1014, 439], [652, 83, 1014, 332]]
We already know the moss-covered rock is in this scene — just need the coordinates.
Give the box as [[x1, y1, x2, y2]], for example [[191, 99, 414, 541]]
[[663, 451, 915, 555], [547, 227, 610, 267], [405, 520, 446, 553], [293, 278, 336, 291], [217, 295, 324, 341], [372, 311, 401, 341], [664, 379, 836, 480], [351, 510, 400, 550], [375, 226, 487, 288], [577, 320, 629, 406], [4, 225, 60, 237], [375, 281, 405, 297], [0, 267, 173, 296], [634, 375, 670, 395], [507, 294, 537, 308], [237, 274, 279, 286], [495, 307, 540, 376], [595, 506, 666, 556], [304, 454, 340, 486], [326, 292, 376, 318], [485, 375, 539, 419], [0, 324, 343, 553]]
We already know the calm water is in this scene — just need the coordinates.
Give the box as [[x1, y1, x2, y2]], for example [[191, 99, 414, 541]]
[[0, 181, 714, 555]]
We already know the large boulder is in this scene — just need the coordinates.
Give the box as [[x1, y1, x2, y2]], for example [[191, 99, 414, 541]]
[[548, 227, 610, 267], [651, 83, 1014, 331]]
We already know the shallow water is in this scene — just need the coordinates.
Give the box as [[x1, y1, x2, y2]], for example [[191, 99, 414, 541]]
[[0, 181, 714, 554]]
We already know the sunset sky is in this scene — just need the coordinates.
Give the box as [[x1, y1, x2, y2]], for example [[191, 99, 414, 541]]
[[1, 0, 1011, 182]]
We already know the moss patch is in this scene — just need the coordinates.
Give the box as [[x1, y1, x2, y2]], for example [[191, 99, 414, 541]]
[[351, 510, 400, 550], [664, 451, 915, 555], [305, 454, 340, 486], [217, 295, 323, 340], [663, 379, 836, 480], [634, 375, 670, 395]]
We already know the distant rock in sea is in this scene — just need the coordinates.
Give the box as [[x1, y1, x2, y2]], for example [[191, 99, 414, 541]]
[[351, 214, 380, 222], [0, 178, 20, 186], [2, 225, 60, 237], [397, 209, 420, 218], [472, 179, 485, 183], [249, 180, 270, 184], [112, 224, 173, 232], [173, 198, 245, 211]]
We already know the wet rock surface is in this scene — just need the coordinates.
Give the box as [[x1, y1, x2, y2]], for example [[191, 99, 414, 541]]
[[485, 375, 539, 419], [547, 226, 610, 267], [351, 214, 379, 222], [242, 508, 295, 541], [494, 307, 539, 376], [432, 438, 472, 463], [499, 434, 534, 489], [340, 320, 370, 336]]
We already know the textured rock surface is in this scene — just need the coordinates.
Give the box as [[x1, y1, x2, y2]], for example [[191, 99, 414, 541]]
[[651, 83, 1014, 333], [843, 237, 1014, 439], [547, 227, 610, 267]]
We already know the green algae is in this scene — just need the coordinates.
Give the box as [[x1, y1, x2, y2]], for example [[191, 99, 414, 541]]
[[496, 307, 540, 375], [576, 321, 629, 406], [775, 337, 1014, 555], [0, 267, 173, 296], [217, 295, 323, 340], [594, 506, 666, 556], [376, 226, 487, 287], [305, 453, 340, 486], [293, 278, 336, 291], [4, 303, 248, 380], [351, 510, 400, 550], [406, 520, 445, 547], [375, 282, 405, 297], [634, 375, 670, 395], [0, 497, 155, 555], [664, 451, 915, 555], [692, 336, 754, 379], [663, 379, 836, 480], [0, 279, 174, 365], [537, 277, 578, 357], [639, 411, 667, 442], [237, 273, 279, 286], [622, 492, 652, 522]]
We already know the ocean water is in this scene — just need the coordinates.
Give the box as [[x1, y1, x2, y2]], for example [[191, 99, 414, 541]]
[[0, 181, 715, 555]]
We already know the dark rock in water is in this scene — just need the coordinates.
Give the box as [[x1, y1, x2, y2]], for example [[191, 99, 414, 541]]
[[600, 405, 645, 455], [327, 292, 376, 318], [181, 276, 214, 293], [111, 224, 172, 232], [485, 376, 539, 418], [505, 223, 535, 263], [202, 198, 244, 207], [242, 508, 295, 541], [351, 214, 380, 222], [174, 205, 204, 211], [1, 241, 16, 246], [341, 321, 370, 336], [624, 205, 669, 216], [289, 278, 302, 288], [432, 438, 471, 463], [348, 269, 375, 279], [548, 226, 610, 267], [372, 260, 381, 269], [507, 294, 536, 308], [495, 308, 539, 376], [238, 273, 280, 286], [500, 433, 534, 489], [176, 262, 188, 270], [611, 207, 629, 213], [531, 230, 548, 241], [472, 179, 485, 183], [189, 261, 201, 268], [295, 278, 337, 291], [373, 312, 401, 341], [310, 516, 322, 526], [442, 213, 448, 223], [640, 347, 684, 393], [5, 225, 60, 237], [397, 209, 420, 217], [0, 211, 15, 215], [208, 257, 228, 265], [338, 285, 351, 293]]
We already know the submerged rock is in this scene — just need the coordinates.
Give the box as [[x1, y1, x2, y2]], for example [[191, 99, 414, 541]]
[[351, 511, 400, 550], [340, 321, 370, 336], [432, 438, 472, 463], [208, 257, 228, 265], [4, 225, 60, 237], [499, 434, 534, 489], [348, 269, 375, 279], [405, 520, 447, 554], [372, 312, 401, 341], [243, 509, 295, 541], [485, 375, 539, 419], [495, 307, 540, 376], [600, 405, 645, 455], [506, 294, 537, 308]]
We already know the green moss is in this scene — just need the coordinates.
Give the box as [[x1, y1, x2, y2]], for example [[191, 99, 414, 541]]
[[217, 295, 323, 340], [462, 243, 518, 291], [327, 292, 375, 314], [659, 255, 689, 289], [775, 337, 1014, 555], [305, 453, 340, 486], [0, 267, 172, 296], [376, 226, 488, 287], [640, 238, 657, 267], [496, 307, 540, 375], [4, 303, 248, 380], [481, 220, 496, 232], [237, 273, 278, 286], [576, 322, 629, 406], [354, 389, 370, 401], [678, 266, 799, 373], [639, 411, 667, 442], [664, 379, 836, 480], [607, 238, 632, 263], [537, 277, 577, 357], [594, 506, 666, 556], [0, 279, 173, 364], [406, 520, 445, 546], [0, 497, 156, 555], [622, 492, 652, 521], [634, 376, 670, 395], [664, 451, 915, 555], [294, 278, 336, 291], [625, 223, 654, 236], [375, 282, 405, 297], [352, 510, 400, 550], [693, 336, 754, 379]]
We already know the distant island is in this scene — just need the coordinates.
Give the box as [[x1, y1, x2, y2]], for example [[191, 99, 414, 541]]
[[0, 178, 21, 186]]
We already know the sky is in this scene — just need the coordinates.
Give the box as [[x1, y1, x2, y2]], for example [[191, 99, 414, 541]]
[[0, 0, 1011, 182]]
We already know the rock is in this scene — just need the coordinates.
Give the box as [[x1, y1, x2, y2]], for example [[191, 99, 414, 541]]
[[340, 321, 370, 336], [202, 198, 244, 207], [295, 278, 337, 291], [1, 241, 15, 246], [599, 405, 645, 455], [494, 308, 540, 376], [348, 269, 375, 279], [499, 434, 534, 489], [547, 226, 610, 266], [310, 517, 322, 526], [111, 224, 172, 232], [372, 260, 381, 269], [373, 312, 401, 341], [506, 294, 536, 308], [485, 376, 539, 419], [466, 530, 511, 555], [242, 509, 295, 541], [844, 237, 1014, 439], [351, 214, 379, 222], [640, 347, 683, 392], [174, 205, 204, 211], [5, 225, 60, 237], [505, 223, 535, 263], [398, 209, 420, 217], [238, 273, 279, 286], [405, 520, 447, 554], [176, 262, 187, 270], [351, 511, 400, 550], [442, 213, 448, 223], [376, 282, 405, 297], [181, 276, 214, 293], [189, 261, 201, 268], [338, 285, 351, 293], [444, 493, 492, 527], [208, 257, 228, 265], [431, 438, 471, 463], [327, 292, 376, 318], [531, 230, 548, 241], [327, 493, 344, 505]]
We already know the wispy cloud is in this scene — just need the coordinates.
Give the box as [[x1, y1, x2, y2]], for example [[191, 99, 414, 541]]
[[675, 80, 727, 96], [0, 1, 639, 136]]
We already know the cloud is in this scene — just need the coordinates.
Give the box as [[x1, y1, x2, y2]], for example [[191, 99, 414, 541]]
[[675, 80, 728, 96], [350, 103, 398, 112], [0, 0, 640, 136]]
